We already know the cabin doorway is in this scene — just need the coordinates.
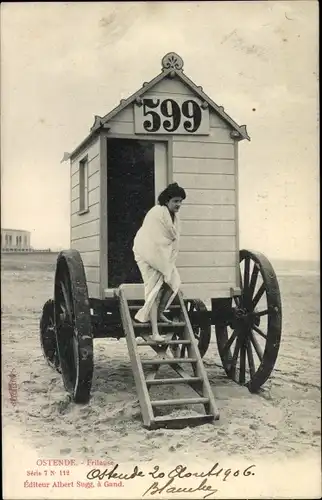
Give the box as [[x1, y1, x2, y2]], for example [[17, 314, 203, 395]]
[[106, 138, 167, 288]]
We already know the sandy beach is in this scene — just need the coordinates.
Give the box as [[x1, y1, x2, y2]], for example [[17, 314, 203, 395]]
[[1, 253, 321, 499]]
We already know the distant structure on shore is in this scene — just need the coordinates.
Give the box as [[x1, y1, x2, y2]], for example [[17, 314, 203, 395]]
[[1, 228, 51, 253]]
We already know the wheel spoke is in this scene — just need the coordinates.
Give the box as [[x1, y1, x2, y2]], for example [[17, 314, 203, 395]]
[[230, 336, 241, 378], [72, 336, 79, 364], [222, 329, 238, 356], [246, 338, 256, 378], [252, 283, 266, 308], [252, 325, 267, 340], [239, 342, 246, 384], [233, 295, 241, 307], [251, 309, 268, 318], [239, 268, 243, 290], [60, 280, 73, 321], [193, 327, 200, 341], [243, 256, 250, 290], [250, 332, 263, 361], [247, 265, 259, 301]]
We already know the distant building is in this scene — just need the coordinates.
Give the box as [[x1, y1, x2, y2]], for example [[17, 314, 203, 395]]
[[1, 228, 32, 251]]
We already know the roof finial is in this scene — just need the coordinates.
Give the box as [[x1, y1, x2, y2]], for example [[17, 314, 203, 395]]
[[161, 52, 184, 71]]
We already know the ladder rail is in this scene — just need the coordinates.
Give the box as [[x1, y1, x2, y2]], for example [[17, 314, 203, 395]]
[[178, 292, 220, 420], [118, 287, 154, 428]]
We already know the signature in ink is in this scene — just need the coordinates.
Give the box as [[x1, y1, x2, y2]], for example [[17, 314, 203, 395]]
[[143, 477, 218, 499]]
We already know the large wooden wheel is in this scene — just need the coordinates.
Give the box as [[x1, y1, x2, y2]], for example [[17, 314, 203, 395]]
[[40, 299, 61, 373], [54, 250, 93, 403], [170, 299, 211, 359], [215, 250, 282, 393]]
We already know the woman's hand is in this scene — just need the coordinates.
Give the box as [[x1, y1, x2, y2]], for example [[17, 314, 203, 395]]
[[164, 268, 173, 284]]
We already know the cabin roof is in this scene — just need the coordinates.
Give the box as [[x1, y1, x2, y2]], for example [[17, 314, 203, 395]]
[[68, 52, 250, 161]]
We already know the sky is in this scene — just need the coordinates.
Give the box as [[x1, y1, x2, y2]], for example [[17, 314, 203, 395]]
[[1, 1, 319, 261]]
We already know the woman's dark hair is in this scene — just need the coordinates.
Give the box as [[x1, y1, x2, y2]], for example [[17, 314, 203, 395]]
[[158, 183, 186, 206]]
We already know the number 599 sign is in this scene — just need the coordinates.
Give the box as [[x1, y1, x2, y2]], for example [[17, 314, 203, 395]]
[[134, 96, 210, 135]]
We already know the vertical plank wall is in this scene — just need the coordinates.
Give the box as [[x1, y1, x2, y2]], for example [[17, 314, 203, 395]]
[[145, 78, 238, 300], [70, 138, 101, 298]]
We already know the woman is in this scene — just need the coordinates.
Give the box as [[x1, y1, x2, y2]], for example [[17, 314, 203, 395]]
[[132, 182, 186, 342]]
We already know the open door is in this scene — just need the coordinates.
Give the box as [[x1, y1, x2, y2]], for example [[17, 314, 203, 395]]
[[107, 139, 167, 288]]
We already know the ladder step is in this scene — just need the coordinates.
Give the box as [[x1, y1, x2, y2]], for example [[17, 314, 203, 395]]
[[146, 376, 202, 386], [141, 358, 197, 365], [136, 340, 191, 346], [149, 414, 215, 429], [151, 397, 209, 407]]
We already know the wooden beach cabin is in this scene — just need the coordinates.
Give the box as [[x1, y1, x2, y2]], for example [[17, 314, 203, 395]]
[[42, 52, 281, 428], [68, 52, 250, 302]]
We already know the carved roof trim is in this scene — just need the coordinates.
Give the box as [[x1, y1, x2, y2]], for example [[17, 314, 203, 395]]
[[69, 52, 250, 159]]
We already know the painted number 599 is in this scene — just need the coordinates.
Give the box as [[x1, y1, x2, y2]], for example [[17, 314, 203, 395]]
[[142, 98, 202, 133]]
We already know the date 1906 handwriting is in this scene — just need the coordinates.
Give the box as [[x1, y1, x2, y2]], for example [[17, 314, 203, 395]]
[[87, 463, 256, 499]]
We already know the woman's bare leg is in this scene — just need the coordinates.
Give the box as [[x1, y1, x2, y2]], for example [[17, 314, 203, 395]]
[[158, 284, 175, 324], [150, 288, 164, 342]]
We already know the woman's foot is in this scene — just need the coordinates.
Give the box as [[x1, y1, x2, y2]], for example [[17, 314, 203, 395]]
[[151, 333, 165, 343], [133, 317, 150, 325], [158, 312, 174, 324]]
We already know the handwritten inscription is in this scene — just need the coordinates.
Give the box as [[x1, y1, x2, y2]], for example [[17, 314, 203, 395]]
[[86, 462, 256, 498], [22, 460, 256, 496], [144, 477, 217, 499], [87, 464, 144, 481]]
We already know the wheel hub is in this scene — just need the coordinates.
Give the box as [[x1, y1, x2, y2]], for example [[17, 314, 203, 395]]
[[231, 306, 259, 332]]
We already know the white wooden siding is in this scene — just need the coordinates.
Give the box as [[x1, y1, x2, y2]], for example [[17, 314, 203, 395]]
[[71, 234, 100, 253], [84, 266, 100, 284], [175, 173, 235, 190], [181, 220, 236, 236], [70, 137, 101, 296], [181, 283, 235, 301], [88, 170, 100, 191], [108, 120, 134, 135], [182, 127, 233, 143], [112, 107, 134, 122], [88, 186, 100, 206], [71, 219, 100, 240], [78, 250, 100, 268], [179, 205, 235, 220], [71, 203, 100, 224], [146, 78, 193, 95], [177, 251, 235, 267], [173, 142, 234, 159], [107, 106, 135, 134], [180, 266, 236, 283], [180, 236, 236, 252], [87, 282, 100, 298], [184, 189, 235, 205], [71, 140, 100, 175], [173, 158, 234, 174], [209, 113, 230, 129]]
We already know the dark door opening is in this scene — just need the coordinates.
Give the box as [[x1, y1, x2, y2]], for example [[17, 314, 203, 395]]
[[107, 138, 155, 287]]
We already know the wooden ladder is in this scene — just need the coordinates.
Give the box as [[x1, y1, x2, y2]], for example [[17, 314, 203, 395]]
[[118, 284, 220, 430]]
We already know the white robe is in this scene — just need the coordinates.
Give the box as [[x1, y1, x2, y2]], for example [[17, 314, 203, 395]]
[[132, 205, 181, 322]]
